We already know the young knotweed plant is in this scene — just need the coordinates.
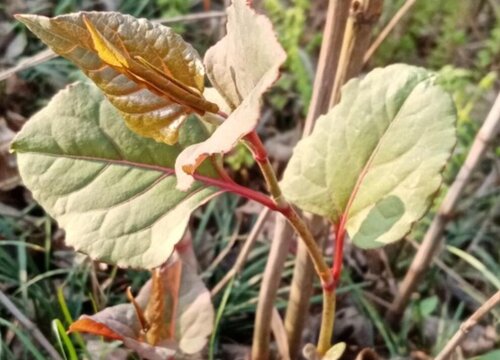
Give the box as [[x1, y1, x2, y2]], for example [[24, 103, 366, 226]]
[[12, 0, 457, 358]]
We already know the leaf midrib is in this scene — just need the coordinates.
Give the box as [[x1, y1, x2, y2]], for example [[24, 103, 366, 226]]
[[19, 151, 177, 176], [340, 79, 427, 224]]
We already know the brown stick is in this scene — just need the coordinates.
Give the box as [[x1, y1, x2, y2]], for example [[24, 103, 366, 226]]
[[330, 0, 384, 106], [434, 290, 500, 360], [406, 238, 500, 321], [272, 307, 291, 360], [252, 215, 294, 359], [389, 91, 500, 319], [0, 290, 63, 360], [284, 215, 327, 357], [0, 49, 56, 82], [211, 208, 271, 297], [362, 0, 418, 65], [302, 0, 351, 136]]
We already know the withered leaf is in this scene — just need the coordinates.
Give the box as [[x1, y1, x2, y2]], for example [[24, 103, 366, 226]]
[[16, 11, 218, 145], [68, 318, 124, 341], [175, 0, 286, 190], [69, 248, 214, 358]]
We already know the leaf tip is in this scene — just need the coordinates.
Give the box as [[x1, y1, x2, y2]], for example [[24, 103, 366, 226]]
[[69, 318, 124, 341], [13, 13, 38, 25]]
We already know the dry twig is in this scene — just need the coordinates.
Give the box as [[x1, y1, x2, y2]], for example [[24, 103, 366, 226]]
[[272, 307, 291, 360], [435, 290, 500, 360], [0, 290, 63, 360], [302, 0, 351, 136], [330, 0, 383, 105], [363, 0, 418, 65], [0, 48, 56, 82], [210, 208, 271, 297], [252, 215, 294, 359]]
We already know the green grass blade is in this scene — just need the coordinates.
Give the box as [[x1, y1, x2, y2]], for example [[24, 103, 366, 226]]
[[0, 318, 47, 360], [446, 245, 500, 289], [52, 319, 78, 360], [57, 287, 88, 353], [209, 277, 235, 360]]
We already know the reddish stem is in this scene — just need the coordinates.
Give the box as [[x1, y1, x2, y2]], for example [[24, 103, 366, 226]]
[[244, 131, 268, 163], [331, 214, 347, 288], [192, 172, 282, 212]]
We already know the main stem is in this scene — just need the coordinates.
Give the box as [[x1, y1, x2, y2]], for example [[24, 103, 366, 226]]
[[245, 131, 335, 356]]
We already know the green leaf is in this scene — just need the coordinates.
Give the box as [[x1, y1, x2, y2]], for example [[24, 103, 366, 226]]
[[52, 319, 78, 360], [281, 64, 456, 248], [418, 296, 438, 317], [12, 82, 220, 268]]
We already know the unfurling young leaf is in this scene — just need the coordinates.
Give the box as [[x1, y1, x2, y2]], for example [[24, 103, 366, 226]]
[[16, 11, 218, 145], [11, 82, 220, 268], [175, 0, 287, 190], [303, 342, 346, 360], [69, 248, 214, 359], [281, 64, 457, 249], [323, 342, 347, 360]]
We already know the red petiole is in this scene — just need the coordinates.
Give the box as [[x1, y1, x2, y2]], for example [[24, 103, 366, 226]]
[[332, 215, 347, 289]]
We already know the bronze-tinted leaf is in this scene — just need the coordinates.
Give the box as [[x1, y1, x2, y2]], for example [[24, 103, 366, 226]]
[[16, 11, 218, 145], [69, 318, 123, 341]]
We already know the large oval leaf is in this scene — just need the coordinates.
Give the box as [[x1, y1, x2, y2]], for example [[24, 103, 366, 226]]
[[16, 11, 218, 145], [11, 82, 220, 268], [281, 64, 456, 249]]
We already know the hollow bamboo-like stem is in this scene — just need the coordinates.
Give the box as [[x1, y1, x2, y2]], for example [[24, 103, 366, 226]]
[[330, 0, 384, 106], [363, 0, 418, 65], [284, 215, 327, 357], [252, 216, 294, 360], [211, 207, 271, 297]]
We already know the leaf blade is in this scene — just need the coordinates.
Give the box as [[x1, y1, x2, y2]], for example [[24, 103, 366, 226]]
[[12, 82, 220, 268], [16, 11, 217, 145], [281, 64, 457, 248]]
